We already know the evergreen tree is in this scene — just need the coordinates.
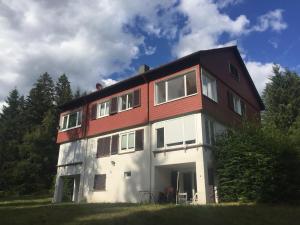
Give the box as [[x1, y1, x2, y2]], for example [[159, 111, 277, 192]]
[[0, 89, 25, 193], [263, 66, 300, 131], [55, 74, 73, 106], [25, 73, 55, 127]]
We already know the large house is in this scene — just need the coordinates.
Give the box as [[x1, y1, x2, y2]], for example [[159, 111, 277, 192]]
[[53, 46, 264, 204]]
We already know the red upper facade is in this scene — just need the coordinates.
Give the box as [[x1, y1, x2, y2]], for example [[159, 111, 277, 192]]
[[57, 46, 264, 144]]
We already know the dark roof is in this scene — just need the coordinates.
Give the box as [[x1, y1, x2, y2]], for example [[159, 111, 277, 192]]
[[60, 46, 265, 110]]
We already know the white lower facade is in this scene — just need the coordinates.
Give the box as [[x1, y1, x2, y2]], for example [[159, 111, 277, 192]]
[[53, 112, 225, 204]]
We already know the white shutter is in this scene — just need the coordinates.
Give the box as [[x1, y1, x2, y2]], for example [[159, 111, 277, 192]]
[[184, 115, 196, 142], [165, 118, 183, 145]]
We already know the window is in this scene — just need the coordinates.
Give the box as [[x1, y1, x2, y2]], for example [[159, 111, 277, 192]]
[[156, 128, 164, 148], [229, 63, 239, 81], [97, 136, 111, 158], [121, 132, 135, 151], [124, 171, 131, 178], [94, 174, 106, 191], [119, 93, 133, 111], [201, 69, 217, 102], [155, 115, 197, 149], [111, 135, 119, 155], [204, 118, 215, 145], [97, 101, 110, 118], [227, 91, 246, 116], [155, 71, 197, 104], [61, 111, 82, 130]]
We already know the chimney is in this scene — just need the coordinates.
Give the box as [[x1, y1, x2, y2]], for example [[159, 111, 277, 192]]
[[138, 64, 150, 74], [96, 83, 103, 91]]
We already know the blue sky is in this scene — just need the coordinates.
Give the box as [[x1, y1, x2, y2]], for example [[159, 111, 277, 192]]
[[0, 0, 299, 110]]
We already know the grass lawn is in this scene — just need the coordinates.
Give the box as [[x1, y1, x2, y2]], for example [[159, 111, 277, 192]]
[[0, 196, 300, 225]]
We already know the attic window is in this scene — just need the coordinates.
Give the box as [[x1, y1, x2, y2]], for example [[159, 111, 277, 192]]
[[229, 63, 240, 81]]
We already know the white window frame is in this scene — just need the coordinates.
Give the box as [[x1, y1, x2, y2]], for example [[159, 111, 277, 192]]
[[97, 101, 110, 118], [233, 94, 242, 115], [60, 111, 82, 131], [119, 131, 135, 153], [154, 115, 197, 150], [118, 92, 133, 112], [155, 70, 197, 105], [201, 68, 218, 102]]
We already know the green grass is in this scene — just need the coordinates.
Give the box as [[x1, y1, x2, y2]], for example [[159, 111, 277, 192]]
[[0, 196, 300, 225]]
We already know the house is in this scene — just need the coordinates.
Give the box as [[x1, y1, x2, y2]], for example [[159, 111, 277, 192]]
[[53, 46, 264, 204]]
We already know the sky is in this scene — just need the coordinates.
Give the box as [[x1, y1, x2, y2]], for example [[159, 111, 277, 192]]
[[0, 0, 299, 111]]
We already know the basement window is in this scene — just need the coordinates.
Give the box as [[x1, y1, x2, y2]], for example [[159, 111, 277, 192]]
[[124, 171, 131, 179]]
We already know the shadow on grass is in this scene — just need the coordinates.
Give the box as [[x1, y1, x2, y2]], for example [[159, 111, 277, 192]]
[[0, 199, 300, 225]]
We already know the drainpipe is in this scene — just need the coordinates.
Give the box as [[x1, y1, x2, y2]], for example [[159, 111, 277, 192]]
[[142, 73, 152, 202], [79, 99, 89, 202]]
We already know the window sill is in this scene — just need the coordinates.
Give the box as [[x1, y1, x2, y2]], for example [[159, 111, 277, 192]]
[[118, 149, 135, 155], [153, 143, 202, 153], [96, 114, 109, 119], [203, 95, 218, 104], [118, 107, 133, 113], [155, 143, 198, 151], [59, 125, 82, 133], [154, 93, 198, 107]]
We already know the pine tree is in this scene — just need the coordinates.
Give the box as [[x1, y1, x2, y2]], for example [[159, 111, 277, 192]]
[[263, 66, 300, 131], [25, 73, 55, 127], [55, 74, 73, 106], [0, 89, 25, 193]]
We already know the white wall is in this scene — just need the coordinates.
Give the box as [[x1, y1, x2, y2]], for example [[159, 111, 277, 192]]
[[82, 125, 151, 203], [54, 112, 227, 204]]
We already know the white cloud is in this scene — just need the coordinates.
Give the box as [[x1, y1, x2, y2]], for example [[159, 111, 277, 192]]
[[0, 0, 288, 103], [172, 2, 287, 58], [0, 101, 7, 114], [215, 0, 244, 8], [101, 78, 118, 87], [251, 9, 287, 32], [0, 0, 175, 102], [173, 0, 250, 57], [245, 61, 275, 94]]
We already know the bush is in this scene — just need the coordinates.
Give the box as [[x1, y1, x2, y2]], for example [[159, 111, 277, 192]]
[[215, 122, 300, 203]]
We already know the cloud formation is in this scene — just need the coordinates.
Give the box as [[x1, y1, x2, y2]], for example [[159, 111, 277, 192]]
[[0, 0, 288, 109]]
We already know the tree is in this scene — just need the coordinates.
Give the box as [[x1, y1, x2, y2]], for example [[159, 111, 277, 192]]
[[215, 123, 300, 203], [24, 73, 55, 127], [0, 89, 25, 193], [263, 66, 300, 131], [55, 74, 73, 106]]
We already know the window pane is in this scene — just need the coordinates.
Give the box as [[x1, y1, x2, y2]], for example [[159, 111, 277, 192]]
[[128, 133, 134, 149], [184, 115, 196, 143], [100, 103, 105, 116], [68, 112, 77, 128], [105, 102, 110, 115], [121, 134, 127, 150], [186, 71, 197, 95], [156, 82, 166, 104], [168, 76, 185, 100], [202, 75, 208, 96], [127, 93, 133, 108], [121, 95, 127, 110], [156, 128, 164, 148], [77, 111, 82, 125], [62, 116, 68, 129], [202, 70, 217, 102], [165, 118, 183, 146]]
